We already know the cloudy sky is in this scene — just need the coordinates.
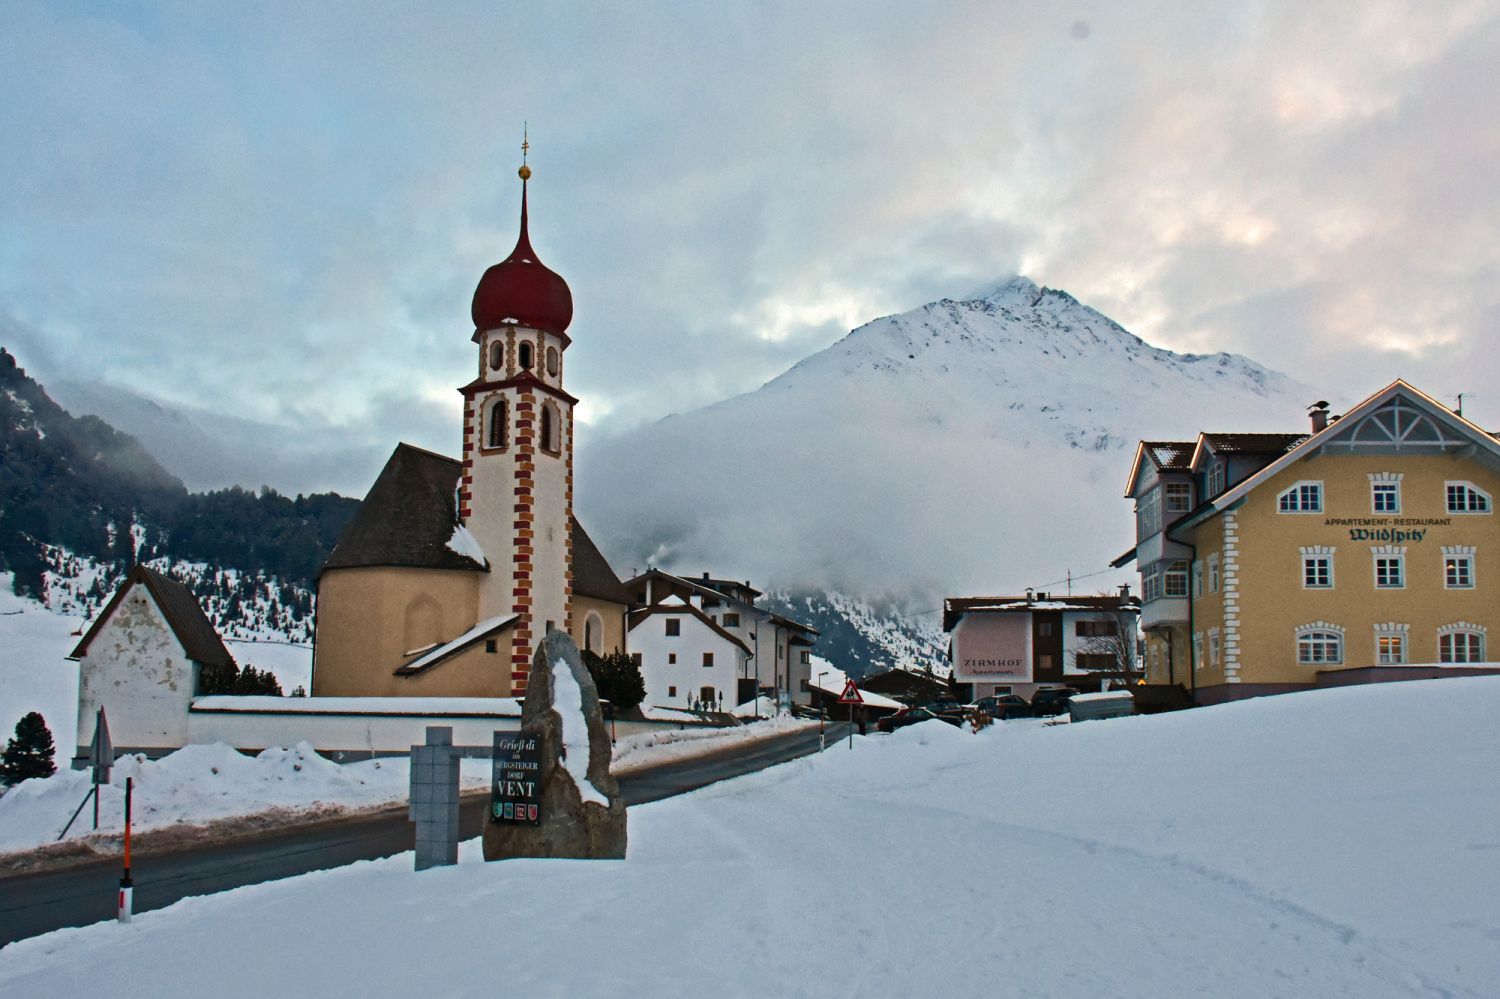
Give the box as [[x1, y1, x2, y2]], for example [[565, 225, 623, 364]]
[[2, 1, 1497, 495]]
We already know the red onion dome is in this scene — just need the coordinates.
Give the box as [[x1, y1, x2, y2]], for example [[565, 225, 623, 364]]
[[471, 169, 573, 334]]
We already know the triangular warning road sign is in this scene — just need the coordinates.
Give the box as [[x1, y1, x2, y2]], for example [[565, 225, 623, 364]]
[[837, 680, 863, 704]]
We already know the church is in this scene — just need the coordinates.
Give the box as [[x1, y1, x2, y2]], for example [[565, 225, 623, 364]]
[[311, 159, 631, 700]]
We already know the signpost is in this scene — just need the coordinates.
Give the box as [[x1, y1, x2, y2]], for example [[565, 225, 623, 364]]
[[491, 731, 542, 826], [58, 707, 114, 842], [837, 679, 863, 750], [90, 707, 112, 830]]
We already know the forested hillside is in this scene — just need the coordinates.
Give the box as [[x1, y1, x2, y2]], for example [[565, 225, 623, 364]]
[[0, 348, 358, 628]]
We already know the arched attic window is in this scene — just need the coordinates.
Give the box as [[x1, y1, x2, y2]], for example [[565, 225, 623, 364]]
[[519, 341, 534, 370]]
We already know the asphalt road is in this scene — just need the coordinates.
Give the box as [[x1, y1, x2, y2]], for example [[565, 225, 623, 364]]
[[0, 722, 851, 948]]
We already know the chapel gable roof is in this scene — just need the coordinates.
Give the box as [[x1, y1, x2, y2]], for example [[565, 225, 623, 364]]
[[321, 443, 489, 575], [69, 564, 236, 669]]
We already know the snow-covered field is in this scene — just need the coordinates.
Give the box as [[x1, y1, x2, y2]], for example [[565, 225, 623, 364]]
[[0, 578, 82, 756], [4, 678, 1496, 997]]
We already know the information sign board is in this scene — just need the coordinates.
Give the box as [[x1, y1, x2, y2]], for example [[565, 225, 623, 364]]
[[491, 731, 542, 826]]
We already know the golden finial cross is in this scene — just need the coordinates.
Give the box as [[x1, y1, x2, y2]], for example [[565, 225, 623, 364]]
[[521, 122, 529, 165]]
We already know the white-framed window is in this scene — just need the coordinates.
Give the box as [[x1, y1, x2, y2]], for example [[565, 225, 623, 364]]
[[1372, 546, 1406, 589], [1300, 546, 1334, 589], [1374, 623, 1408, 665], [1206, 461, 1225, 497], [1192, 632, 1203, 671], [1370, 472, 1402, 514], [1208, 554, 1220, 593], [1447, 481, 1492, 514], [1438, 623, 1486, 663], [1192, 560, 1203, 597], [1136, 486, 1162, 538], [1143, 563, 1162, 602], [1164, 482, 1192, 514], [1208, 629, 1221, 669], [1296, 623, 1344, 665], [1443, 545, 1476, 589], [1164, 561, 1189, 598], [1278, 481, 1324, 513]]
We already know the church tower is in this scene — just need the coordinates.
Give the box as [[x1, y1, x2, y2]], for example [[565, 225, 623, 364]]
[[459, 154, 576, 693]]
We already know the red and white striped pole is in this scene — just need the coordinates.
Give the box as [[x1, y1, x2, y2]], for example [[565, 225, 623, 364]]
[[118, 776, 133, 922]]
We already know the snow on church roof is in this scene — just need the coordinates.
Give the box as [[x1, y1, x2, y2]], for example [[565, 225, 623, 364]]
[[446, 523, 486, 563], [393, 614, 519, 676], [321, 443, 488, 575]]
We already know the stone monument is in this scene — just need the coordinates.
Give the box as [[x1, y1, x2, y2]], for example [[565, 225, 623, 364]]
[[483, 630, 627, 860]]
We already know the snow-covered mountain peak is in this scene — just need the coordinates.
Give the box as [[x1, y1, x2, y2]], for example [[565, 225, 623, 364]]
[[582, 278, 1308, 611], [961, 274, 1046, 306]]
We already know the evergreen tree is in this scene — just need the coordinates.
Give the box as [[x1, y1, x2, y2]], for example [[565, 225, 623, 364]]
[[0, 712, 57, 786], [581, 650, 647, 712]]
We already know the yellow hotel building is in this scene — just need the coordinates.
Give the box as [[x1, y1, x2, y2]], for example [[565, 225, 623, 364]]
[[1118, 380, 1500, 705]]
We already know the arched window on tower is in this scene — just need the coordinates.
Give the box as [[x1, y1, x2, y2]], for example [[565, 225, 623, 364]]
[[486, 398, 508, 450], [546, 346, 559, 377], [488, 341, 504, 372], [519, 341, 534, 370], [540, 402, 556, 453]]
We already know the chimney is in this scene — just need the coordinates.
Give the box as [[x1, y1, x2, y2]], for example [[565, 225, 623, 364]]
[[1118, 582, 1131, 599], [1025, 587, 1035, 603], [703, 572, 711, 581], [1308, 400, 1330, 433]]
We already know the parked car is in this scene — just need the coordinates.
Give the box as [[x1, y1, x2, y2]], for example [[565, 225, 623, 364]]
[[877, 706, 960, 733], [922, 698, 968, 722], [1030, 687, 1080, 717], [973, 694, 1033, 720]]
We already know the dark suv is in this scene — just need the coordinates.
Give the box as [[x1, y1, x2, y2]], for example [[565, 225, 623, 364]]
[[1030, 687, 1080, 717]]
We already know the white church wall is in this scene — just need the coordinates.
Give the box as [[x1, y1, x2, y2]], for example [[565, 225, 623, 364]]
[[188, 697, 523, 758], [76, 588, 196, 754]]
